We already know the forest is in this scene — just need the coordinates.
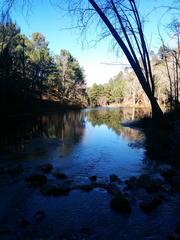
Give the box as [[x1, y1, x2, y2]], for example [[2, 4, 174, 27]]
[[0, 19, 87, 114], [88, 30, 180, 109]]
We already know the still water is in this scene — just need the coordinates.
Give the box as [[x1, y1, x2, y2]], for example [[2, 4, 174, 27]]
[[0, 107, 178, 240], [0, 107, 148, 180]]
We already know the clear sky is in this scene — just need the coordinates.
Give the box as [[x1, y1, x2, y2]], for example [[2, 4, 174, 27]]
[[2, 0, 177, 86]]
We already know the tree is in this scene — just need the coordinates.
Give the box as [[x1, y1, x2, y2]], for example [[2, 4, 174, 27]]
[[61, 0, 165, 122], [56, 49, 86, 104], [0, 16, 87, 108]]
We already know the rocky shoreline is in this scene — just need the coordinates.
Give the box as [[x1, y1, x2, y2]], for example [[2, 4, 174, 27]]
[[0, 162, 180, 239]]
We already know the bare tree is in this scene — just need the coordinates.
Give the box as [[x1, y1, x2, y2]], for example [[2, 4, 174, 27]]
[[63, 0, 166, 123], [1, 0, 170, 124]]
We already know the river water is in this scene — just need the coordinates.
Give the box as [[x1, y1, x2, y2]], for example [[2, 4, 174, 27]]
[[0, 107, 179, 240]]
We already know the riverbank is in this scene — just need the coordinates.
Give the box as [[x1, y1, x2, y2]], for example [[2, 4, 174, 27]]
[[122, 109, 180, 167], [0, 97, 85, 118]]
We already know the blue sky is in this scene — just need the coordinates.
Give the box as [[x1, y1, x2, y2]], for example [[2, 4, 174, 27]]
[[2, 0, 177, 86]]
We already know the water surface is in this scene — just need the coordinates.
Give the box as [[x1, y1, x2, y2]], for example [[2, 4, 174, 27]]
[[0, 107, 148, 180], [1, 107, 178, 240]]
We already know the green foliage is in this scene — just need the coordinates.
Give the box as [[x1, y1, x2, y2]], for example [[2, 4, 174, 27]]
[[0, 19, 87, 106], [88, 72, 126, 106]]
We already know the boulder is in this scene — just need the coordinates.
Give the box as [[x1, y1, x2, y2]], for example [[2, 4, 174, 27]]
[[138, 175, 162, 192], [139, 196, 162, 213], [109, 174, 120, 182], [145, 179, 162, 193], [89, 176, 97, 181], [106, 183, 121, 195], [40, 163, 53, 173], [78, 184, 95, 192], [125, 176, 138, 189], [25, 174, 47, 187], [138, 174, 151, 188], [110, 195, 132, 214], [40, 183, 71, 196]]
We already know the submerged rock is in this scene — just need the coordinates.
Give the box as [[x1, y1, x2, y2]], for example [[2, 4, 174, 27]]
[[139, 196, 162, 213], [109, 174, 120, 183], [40, 183, 71, 196], [78, 184, 95, 192], [125, 176, 138, 189], [161, 169, 178, 181], [138, 174, 162, 192], [89, 175, 97, 181], [138, 174, 151, 187], [110, 194, 132, 214], [53, 172, 68, 179], [25, 174, 47, 187], [40, 163, 53, 173], [145, 179, 162, 193], [106, 183, 121, 195]]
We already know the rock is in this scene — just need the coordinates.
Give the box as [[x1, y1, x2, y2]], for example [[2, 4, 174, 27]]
[[138, 174, 151, 187], [78, 184, 94, 192], [40, 163, 53, 173], [161, 169, 178, 181], [138, 175, 162, 192], [125, 176, 138, 189], [109, 174, 120, 182], [53, 172, 68, 179], [25, 174, 47, 187], [89, 175, 97, 181], [106, 183, 121, 195], [110, 195, 132, 214], [33, 210, 45, 222], [171, 176, 180, 191], [40, 183, 70, 196], [145, 179, 162, 193], [95, 182, 108, 189], [139, 196, 162, 213]]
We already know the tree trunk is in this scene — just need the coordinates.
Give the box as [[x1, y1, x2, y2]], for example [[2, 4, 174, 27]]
[[88, 0, 167, 125]]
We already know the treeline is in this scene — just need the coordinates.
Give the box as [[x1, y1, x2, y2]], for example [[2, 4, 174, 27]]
[[88, 46, 180, 108], [0, 18, 87, 112], [88, 19, 180, 110]]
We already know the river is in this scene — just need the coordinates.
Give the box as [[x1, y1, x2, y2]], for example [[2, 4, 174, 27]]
[[0, 107, 179, 240]]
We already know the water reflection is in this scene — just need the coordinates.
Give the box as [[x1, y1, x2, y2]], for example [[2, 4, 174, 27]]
[[0, 107, 148, 153], [86, 107, 148, 141], [0, 107, 150, 178], [0, 111, 86, 152]]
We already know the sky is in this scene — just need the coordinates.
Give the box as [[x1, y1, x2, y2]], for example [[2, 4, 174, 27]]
[[2, 0, 177, 86]]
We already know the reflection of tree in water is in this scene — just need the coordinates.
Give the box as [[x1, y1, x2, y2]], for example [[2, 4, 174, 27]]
[[41, 112, 86, 156], [87, 108, 148, 141], [0, 111, 86, 152]]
